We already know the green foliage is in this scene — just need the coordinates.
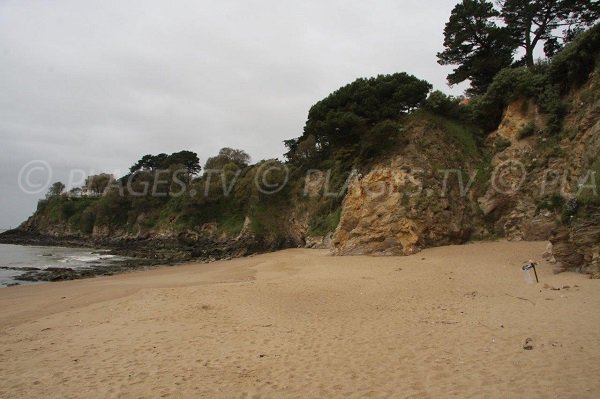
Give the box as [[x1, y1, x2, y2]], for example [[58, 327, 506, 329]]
[[32, 196, 98, 232], [462, 23, 600, 135], [204, 147, 251, 170], [130, 150, 201, 175], [307, 73, 431, 122], [85, 174, 112, 195], [561, 198, 580, 224], [537, 194, 565, 212], [428, 113, 480, 157], [501, 0, 599, 66], [473, 158, 493, 197], [36, 199, 48, 213], [172, 196, 247, 235], [66, 198, 98, 230], [438, 0, 599, 93], [473, 65, 564, 133], [548, 23, 600, 91], [318, 159, 354, 197], [309, 206, 341, 236], [218, 214, 246, 236], [43, 198, 63, 224], [423, 91, 466, 119], [286, 72, 432, 164], [93, 190, 131, 229], [494, 136, 512, 153], [80, 209, 96, 234], [61, 201, 76, 220], [359, 120, 406, 162], [295, 135, 318, 162], [46, 182, 65, 199], [537, 84, 566, 134], [437, 0, 515, 95], [517, 121, 538, 140]]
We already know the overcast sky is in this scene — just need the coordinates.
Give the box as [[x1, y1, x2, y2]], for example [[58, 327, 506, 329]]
[[0, 0, 467, 228]]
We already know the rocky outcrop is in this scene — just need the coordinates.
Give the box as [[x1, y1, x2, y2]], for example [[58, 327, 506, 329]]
[[550, 220, 600, 274], [332, 118, 478, 256], [473, 65, 600, 273], [330, 64, 600, 269], [477, 97, 558, 241], [3, 206, 310, 264], [495, 98, 548, 142], [305, 233, 333, 249], [333, 164, 424, 256]]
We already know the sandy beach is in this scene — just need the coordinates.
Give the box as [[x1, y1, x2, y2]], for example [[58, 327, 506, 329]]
[[1, 240, 599, 398]]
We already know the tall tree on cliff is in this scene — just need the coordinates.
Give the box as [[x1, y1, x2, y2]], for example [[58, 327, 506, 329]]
[[438, 0, 599, 94], [500, 0, 599, 67], [437, 0, 515, 95]]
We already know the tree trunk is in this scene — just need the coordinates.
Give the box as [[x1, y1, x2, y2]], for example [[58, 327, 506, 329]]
[[525, 46, 535, 68], [524, 20, 534, 68]]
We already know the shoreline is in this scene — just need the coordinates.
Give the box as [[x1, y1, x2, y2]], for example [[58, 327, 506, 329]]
[[0, 229, 271, 284], [0, 232, 580, 287], [0, 228, 277, 262], [0, 242, 168, 285]]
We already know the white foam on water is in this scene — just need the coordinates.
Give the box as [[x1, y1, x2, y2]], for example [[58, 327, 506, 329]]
[[69, 255, 101, 262]]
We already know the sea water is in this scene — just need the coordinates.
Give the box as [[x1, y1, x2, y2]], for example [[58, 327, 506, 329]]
[[0, 244, 120, 287]]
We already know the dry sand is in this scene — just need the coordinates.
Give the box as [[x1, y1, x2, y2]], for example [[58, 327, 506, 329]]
[[1, 240, 599, 398]]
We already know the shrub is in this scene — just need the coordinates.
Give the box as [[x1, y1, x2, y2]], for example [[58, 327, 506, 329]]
[[494, 136, 511, 152], [548, 24, 600, 92], [423, 90, 465, 119], [537, 194, 565, 212], [470, 23, 600, 135], [309, 202, 342, 236], [80, 210, 96, 234], [286, 72, 432, 163], [517, 121, 537, 140], [60, 201, 76, 220], [537, 84, 566, 134], [359, 120, 405, 161], [561, 198, 579, 224]]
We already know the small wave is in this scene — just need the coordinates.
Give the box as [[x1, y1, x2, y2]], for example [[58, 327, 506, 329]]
[[69, 254, 116, 262], [69, 255, 101, 262]]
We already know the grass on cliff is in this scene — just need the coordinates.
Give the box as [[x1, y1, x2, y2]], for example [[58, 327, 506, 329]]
[[410, 111, 481, 158], [36, 196, 99, 230], [309, 205, 342, 236]]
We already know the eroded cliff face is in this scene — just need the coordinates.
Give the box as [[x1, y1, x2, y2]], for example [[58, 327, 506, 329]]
[[479, 73, 599, 238], [12, 197, 312, 262], [477, 98, 559, 242], [331, 66, 600, 273], [548, 71, 600, 273], [332, 117, 480, 256]]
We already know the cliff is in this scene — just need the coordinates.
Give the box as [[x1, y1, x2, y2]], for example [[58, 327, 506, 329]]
[[333, 114, 482, 255], [2, 27, 599, 275]]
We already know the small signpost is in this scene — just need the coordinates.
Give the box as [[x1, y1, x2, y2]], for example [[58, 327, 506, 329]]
[[522, 260, 539, 284]]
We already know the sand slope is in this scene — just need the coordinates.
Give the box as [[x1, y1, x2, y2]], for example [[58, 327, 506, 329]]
[[1, 241, 599, 398]]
